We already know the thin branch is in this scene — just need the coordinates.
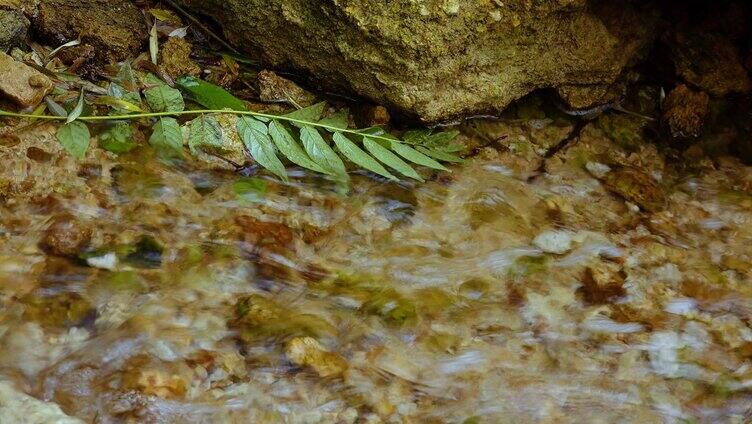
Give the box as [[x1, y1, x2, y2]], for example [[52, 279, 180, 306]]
[[162, 0, 241, 55]]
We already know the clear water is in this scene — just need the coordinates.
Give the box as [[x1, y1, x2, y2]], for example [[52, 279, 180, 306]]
[[1, 112, 751, 423]]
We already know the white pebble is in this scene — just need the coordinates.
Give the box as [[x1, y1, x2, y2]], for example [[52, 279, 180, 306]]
[[533, 230, 574, 255]]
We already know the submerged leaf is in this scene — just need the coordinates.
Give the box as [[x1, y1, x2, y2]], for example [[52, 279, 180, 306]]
[[332, 132, 397, 181], [364, 137, 423, 181], [300, 126, 347, 179], [237, 117, 288, 181], [149, 117, 183, 157], [233, 177, 267, 203], [57, 121, 90, 160], [99, 122, 137, 153], [391, 141, 448, 171], [188, 115, 224, 154], [66, 89, 85, 124], [144, 84, 185, 112], [269, 121, 327, 174], [175, 76, 247, 111], [283, 101, 325, 127]]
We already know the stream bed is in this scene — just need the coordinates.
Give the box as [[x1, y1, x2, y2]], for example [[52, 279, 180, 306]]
[[1, 103, 752, 423]]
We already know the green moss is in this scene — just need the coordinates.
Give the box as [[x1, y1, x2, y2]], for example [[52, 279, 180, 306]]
[[21, 291, 93, 329], [312, 272, 417, 325], [232, 295, 336, 342], [597, 114, 646, 151], [508, 254, 549, 278]]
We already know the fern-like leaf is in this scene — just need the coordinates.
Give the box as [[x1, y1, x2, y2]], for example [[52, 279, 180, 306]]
[[363, 137, 423, 181], [269, 120, 328, 174], [237, 117, 288, 182], [300, 126, 348, 180], [333, 132, 397, 181]]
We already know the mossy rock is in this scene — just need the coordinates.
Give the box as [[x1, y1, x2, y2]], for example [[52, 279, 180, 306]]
[[177, 0, 657, 122]]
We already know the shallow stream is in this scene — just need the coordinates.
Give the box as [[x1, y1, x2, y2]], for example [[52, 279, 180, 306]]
[[1, 104, 751, 423]]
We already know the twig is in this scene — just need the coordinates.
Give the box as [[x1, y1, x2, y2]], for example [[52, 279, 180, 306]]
[[162, 0, 241, 55]]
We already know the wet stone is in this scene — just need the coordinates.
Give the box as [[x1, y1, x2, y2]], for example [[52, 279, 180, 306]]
[[663, 84, 709, 139], [33, 0, 147, 64], [40, 215, 92, 257], [0, 51, 53, 108], [601, 167, 666, 212], [160, 37, 201, 80], [257, 70, 316, 107], [0, 6, 29, 53]]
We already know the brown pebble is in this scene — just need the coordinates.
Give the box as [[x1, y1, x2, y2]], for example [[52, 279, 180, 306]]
[[235, 215, 293, 248], [40, 215, 92, 257], [663, 84, 709, 139], [365, 105, 390, 126]]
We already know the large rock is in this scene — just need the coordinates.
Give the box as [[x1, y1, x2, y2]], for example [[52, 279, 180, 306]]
[[178, 0, 657, 122], [0, 1, 30, 52], [32, 0, 147, 64]]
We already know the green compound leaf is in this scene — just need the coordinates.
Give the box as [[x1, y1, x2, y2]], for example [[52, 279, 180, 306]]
[[300, 126, 347, 179], [364, 137, 423, 181], [57, 121, 90, 160], [149, 117, 183, 157], [237, 117, 288, 182], [268, 120, 327, 174], [332, 132, 397, 181], [99, 122, 138, 154], [188, 115, 224, 155], [390, 141, 448, 171], [175, 76, 247, 111], [144, 84, 185, 112]]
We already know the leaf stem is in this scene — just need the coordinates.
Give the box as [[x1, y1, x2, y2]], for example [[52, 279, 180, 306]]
[[0, 108, 401, 145]]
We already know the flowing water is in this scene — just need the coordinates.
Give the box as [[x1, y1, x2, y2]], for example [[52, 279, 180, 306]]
[[1, 105, 752, 423]]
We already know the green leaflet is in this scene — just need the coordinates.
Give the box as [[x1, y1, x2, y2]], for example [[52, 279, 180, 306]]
[[427, 130, 460, 146], [237, 117, 288, 182], [45, 97, 68, 117], [284, 102, 325, 127], [149, 117, 183, 157], [99, 122, 138, 153], [332, 132, 397, 181], [188, 115, 224, 155], [416, 146, 463, 163], [57, 121, 90, 160], [268, 120, 327, 174], [300, 126, 348, 179], [364, 137, 423, 181], [402, 129, 431, 145], [144, 84, 185, 112], [390, 141, 448, 171], [175, 76, 247, 111], [66, 89, 85, 124], [149, 22, 158, 64], [237, 115, 267, 135], [318, 109, 349, 131], [96, 96, 143, 113]]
